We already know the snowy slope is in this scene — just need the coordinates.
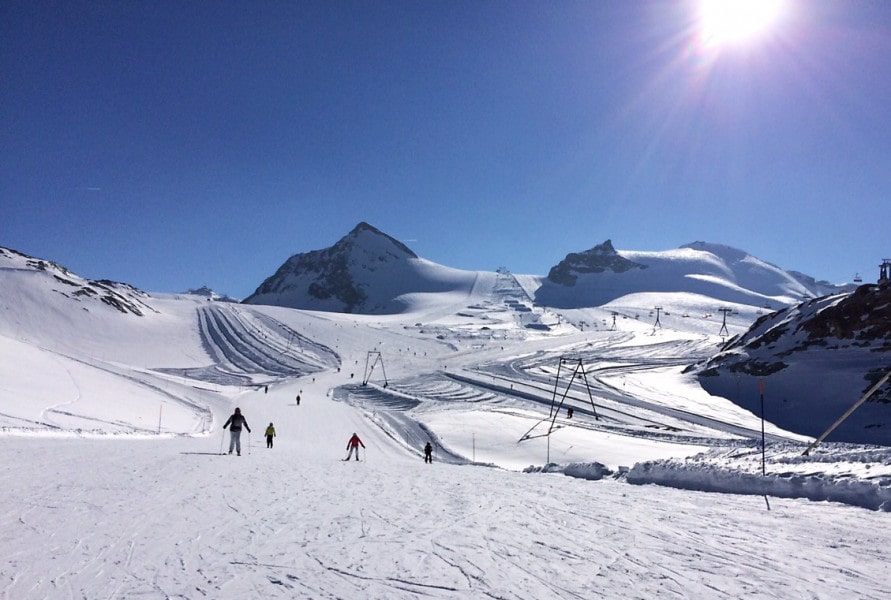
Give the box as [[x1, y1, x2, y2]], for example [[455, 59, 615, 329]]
[[4, 428, 890, 599], [2, 244, 891, 598], [535, 239, 845, 308]]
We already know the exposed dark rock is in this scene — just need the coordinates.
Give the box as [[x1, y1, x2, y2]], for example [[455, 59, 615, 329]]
[[244, 222, 417, 313], [692, 283, 891, 444], [546, 240, 646, 286]]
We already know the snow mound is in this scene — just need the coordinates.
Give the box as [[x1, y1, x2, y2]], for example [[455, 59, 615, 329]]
[[623, 443, 891, 511]]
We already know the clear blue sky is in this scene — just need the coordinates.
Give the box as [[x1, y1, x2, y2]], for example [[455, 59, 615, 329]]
[[3, 1, 890, 299]]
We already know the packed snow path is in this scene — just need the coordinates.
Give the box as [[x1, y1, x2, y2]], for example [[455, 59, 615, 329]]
[[2, 381, 890, 599], [189, 304, 340, 383]]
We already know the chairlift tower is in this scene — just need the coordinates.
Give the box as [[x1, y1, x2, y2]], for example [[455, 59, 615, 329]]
[[652, 306, 663, 332], [285, 331, 303, 353], [718, 307, 733, 338], [610, 311, 618, 331], [880, 259, 891, 283], [547, 357, 600, 431], [362, 351, 388, 387]]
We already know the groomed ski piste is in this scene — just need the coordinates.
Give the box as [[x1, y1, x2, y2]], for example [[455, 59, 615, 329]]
[[1, 252, 890, 598]]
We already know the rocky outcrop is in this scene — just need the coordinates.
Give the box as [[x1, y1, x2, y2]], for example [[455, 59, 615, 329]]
[[546, 240, 646, 286]]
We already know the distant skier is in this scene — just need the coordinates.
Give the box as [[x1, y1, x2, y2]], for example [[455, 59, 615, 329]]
[[296, 394, 301, 406], [345, 433, 365, 461], [265, 422, 276, 448], [567, 407, 574, 419], [424, 442, 433, 464], [223, 407, 251, 456]]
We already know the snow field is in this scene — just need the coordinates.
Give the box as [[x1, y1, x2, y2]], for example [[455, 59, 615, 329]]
[[3, 383, 890, 599], [3, 250, 891, 598]]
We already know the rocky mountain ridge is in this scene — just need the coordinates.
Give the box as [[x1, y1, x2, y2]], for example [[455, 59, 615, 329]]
[[691, 281, 891, 444], [243, 222, 473, 313], [699, 282, 891, 376], [244, 222, 855, 314], [0, 247, 153, 317], [545, 239, 647, 286]]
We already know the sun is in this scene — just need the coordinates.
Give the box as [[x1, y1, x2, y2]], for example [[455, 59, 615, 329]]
[[698, 0, 785, 48]]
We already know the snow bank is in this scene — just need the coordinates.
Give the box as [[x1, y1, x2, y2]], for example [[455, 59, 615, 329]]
[[524, 461, 614, 480], [626, 460, 891, 511], [532, 443, 891, 511], [622, 443, 891, 511]]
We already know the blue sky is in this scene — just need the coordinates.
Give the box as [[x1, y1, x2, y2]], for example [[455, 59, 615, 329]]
[[3, 1, 890, 299]]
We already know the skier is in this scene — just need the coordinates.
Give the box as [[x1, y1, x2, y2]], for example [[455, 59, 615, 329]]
[[265, 422, 276, 448], [424, 441, 433, 464], [345, 432, 365, 461], [223, 407, 251, 456], [296, 394, 301, 406]]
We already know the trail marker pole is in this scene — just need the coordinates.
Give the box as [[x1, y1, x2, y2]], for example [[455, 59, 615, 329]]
[[158, 404, 163, 435], [759, 379, 765, 476], [759, 378, 771, 510]]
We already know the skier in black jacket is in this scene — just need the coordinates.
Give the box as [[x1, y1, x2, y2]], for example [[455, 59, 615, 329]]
[[223, 407, 251, 456]]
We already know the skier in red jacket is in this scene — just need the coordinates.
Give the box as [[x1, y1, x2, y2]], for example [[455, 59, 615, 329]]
[[345, 433, 365, 461]]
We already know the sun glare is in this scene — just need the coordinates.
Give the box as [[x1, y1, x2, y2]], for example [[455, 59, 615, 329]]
[[698, 0, 785, 47]]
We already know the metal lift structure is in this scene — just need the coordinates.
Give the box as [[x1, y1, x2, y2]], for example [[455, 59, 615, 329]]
[[547, 357, 600, 433]]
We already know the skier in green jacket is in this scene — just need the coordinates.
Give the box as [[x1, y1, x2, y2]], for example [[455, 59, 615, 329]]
[[265, 422, 276, 448]]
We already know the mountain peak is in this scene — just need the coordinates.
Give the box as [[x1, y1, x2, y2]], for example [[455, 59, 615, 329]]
[[184, 286, 238, 302], [244, 222, 448, 313], [339, 222, 418, 259], [546, 239, 646, 286]]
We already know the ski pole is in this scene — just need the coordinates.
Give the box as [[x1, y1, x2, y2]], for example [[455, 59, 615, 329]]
[[219, 429, 225, 455]]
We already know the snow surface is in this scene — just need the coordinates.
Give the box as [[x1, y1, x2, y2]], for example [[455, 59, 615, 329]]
[[2, 247, 890, 598]]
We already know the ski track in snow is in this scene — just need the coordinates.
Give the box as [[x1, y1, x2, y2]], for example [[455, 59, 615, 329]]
[[189, 303, 340, 384], [2, 428, 890, 599]]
